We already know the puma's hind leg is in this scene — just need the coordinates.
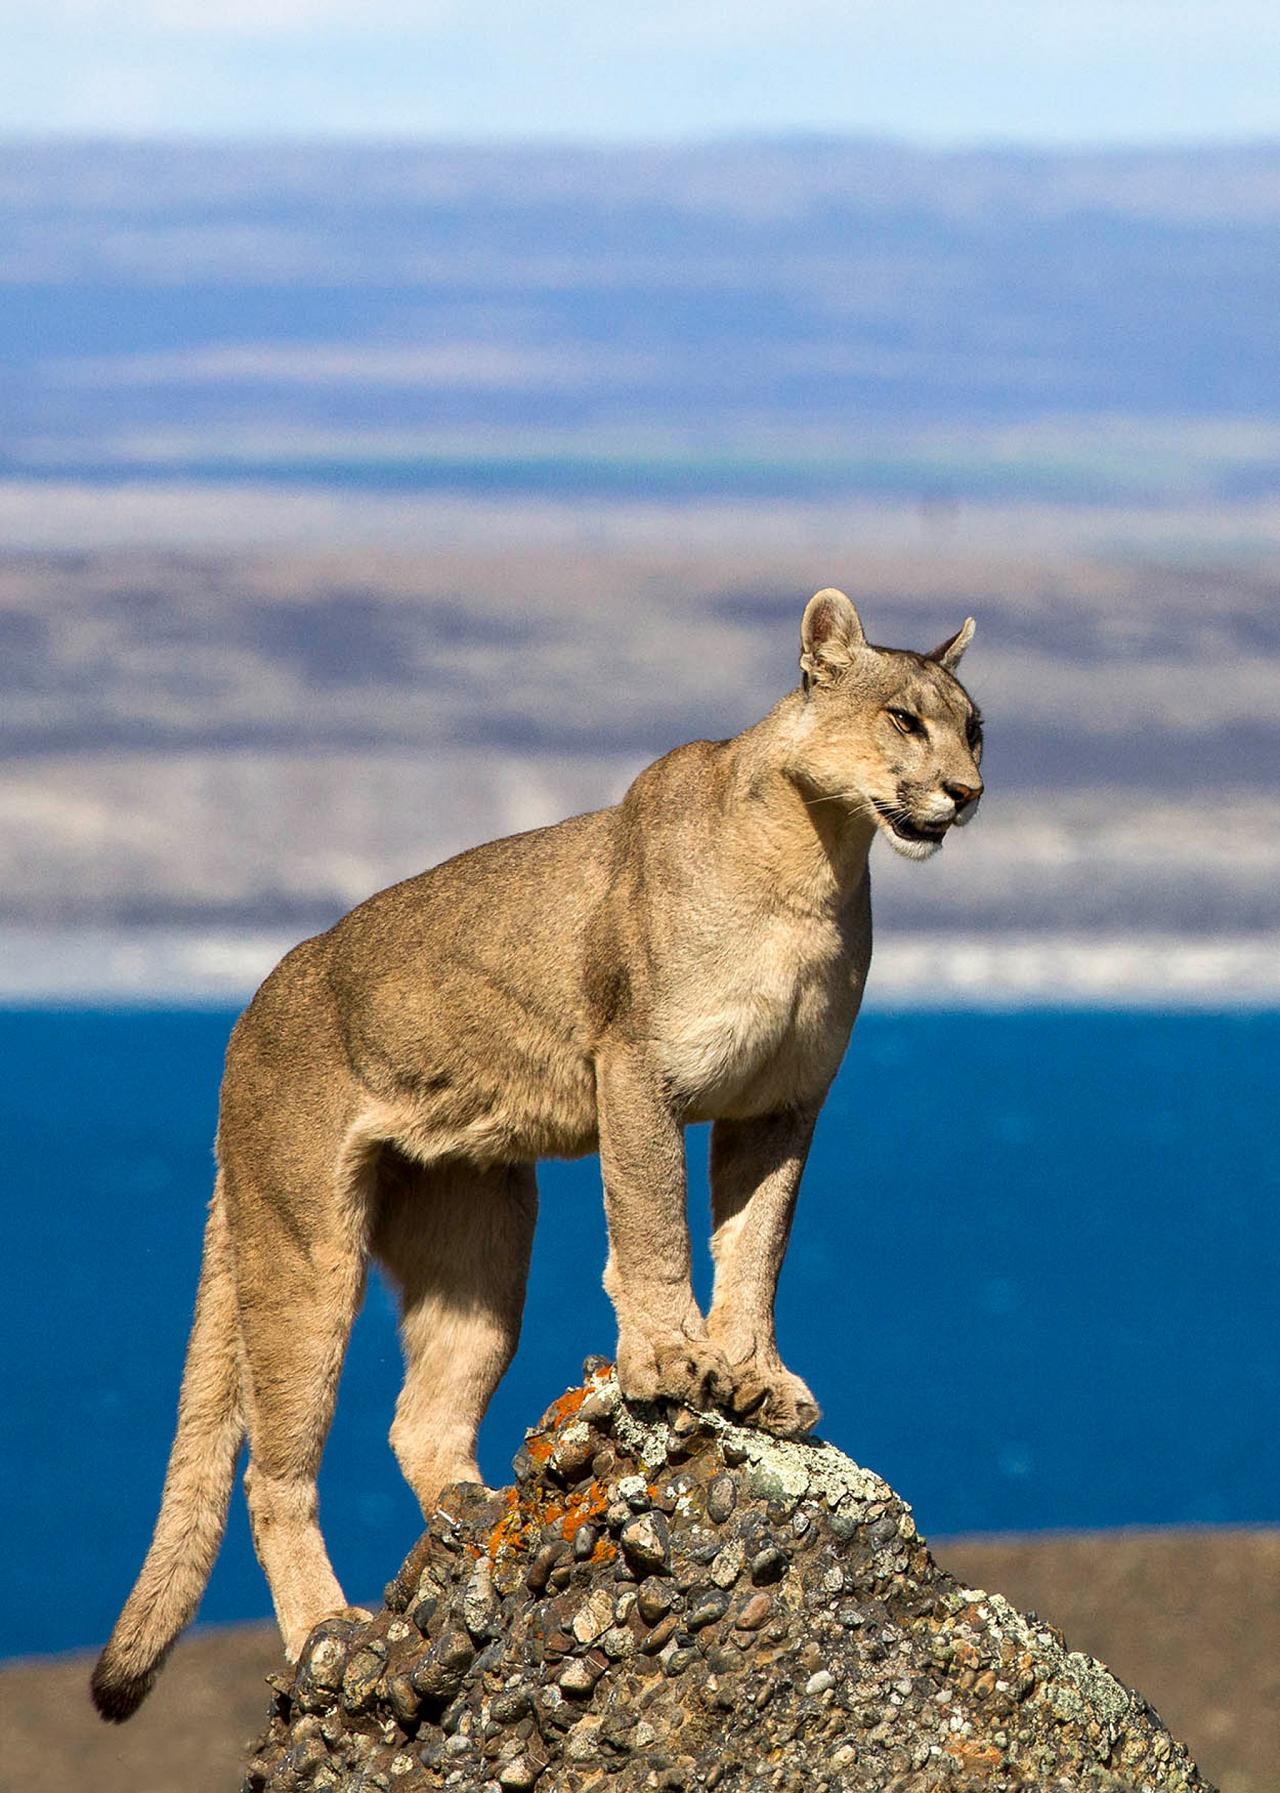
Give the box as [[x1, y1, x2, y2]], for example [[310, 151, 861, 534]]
[[222, 1118, 373, 1661], [372, 1154, 538, 1515]]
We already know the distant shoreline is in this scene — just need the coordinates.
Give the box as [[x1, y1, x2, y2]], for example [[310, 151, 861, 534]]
[[4, 925, 1279, 1007]]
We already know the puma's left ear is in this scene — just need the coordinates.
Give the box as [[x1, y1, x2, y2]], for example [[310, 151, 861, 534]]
[[928, 616, 976, 671], [800, 588, 866, 689]]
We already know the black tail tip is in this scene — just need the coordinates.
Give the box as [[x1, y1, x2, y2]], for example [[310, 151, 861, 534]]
[[90, 1654, 154, 1724]]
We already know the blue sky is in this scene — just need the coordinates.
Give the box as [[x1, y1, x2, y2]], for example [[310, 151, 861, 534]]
[[3, 0, 1278, 143]]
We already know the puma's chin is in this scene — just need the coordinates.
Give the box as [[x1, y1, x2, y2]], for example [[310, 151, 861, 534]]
[[885, 830, 944, 861], [871, 800, 949, 861]]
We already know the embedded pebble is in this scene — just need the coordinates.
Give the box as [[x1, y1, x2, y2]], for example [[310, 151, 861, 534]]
[[525, 1540, 567, 1595], [749, 1545, 789, 1585], [570, 1588, 614, 1645], [339, 1642, 387, 1714], [462, 1560, 498, 1641], [558, 1657, 604, 1695], [497, 1757, 542, 1788], [548, 1421, 597, 1481], [640, 1613, 680, 1655], [685, 1587, 731, 1630], [710, 1540, 744, 1589], [734, 1592, 774, 1632], [706, 1475, 737, 1524], [619, 1511, 670, 1575], [636, 1578, 674, 1624]]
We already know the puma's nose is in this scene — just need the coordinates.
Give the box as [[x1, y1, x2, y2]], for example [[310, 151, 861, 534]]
[[945, 780, 983, 806]]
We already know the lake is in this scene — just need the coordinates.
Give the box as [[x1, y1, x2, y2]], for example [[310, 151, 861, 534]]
[[2, 1006, 1276, 1658]]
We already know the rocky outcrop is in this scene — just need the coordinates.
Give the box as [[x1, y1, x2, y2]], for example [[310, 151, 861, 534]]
[[244, 1361, 1212, 1792]]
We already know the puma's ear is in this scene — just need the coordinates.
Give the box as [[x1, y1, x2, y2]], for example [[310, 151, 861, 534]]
[[800, 588, 866, 689], [928, 616, 976, 671]]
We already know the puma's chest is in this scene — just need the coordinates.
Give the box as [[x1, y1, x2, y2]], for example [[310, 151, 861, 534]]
[[658, 911, 860, 1117]]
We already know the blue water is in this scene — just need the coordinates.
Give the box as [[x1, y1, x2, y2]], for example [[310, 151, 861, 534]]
[[2, 1008, 1277, 1659]]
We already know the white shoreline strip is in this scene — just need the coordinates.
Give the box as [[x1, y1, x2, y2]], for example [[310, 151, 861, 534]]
[[1, 928, 1278, 1008], [869, 934, 1280, 1007]]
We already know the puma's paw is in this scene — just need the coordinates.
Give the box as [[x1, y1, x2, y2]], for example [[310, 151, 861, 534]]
[[616, 1329, 735, 1412], [727, 1363, 821, 1438]]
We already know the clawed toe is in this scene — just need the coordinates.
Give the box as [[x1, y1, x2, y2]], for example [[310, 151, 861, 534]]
[[755, 1384, 821, 1437], [655, 1341, 734, 1411], [725, 1363, 820, 1438], [617, 1329, 737, 1414], [727, 1376, 770, 1419]]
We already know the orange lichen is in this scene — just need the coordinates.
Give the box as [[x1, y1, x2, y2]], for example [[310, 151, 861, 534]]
[[558, 1480, 611, 1546], [541, 1383, 595, 1430], [944, 1738, 1004, 1772], [522, 1385, 595, 1467], [484, 1377, 625, 1571], [487, 1472, 616, 1569], [487, 1488, 527, 1562]]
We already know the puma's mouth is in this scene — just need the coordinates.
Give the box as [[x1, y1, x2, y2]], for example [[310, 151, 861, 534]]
[[871, 800, 949, 844]]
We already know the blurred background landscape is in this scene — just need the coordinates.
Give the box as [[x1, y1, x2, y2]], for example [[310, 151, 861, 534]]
[[1, 7, 1279, 1789], [2, 136, 1279, 1000]]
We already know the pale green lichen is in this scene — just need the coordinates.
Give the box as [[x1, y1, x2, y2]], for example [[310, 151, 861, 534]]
[[595, 1365, 898, 1523], [949, 1587, 1137, 1756]]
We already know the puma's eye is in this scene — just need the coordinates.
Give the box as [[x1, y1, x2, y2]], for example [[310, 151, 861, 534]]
[[966, 713, 984, 747], [887, 708, 923, 736]]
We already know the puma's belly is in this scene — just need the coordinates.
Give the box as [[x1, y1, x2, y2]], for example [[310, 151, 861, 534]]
[[367, 1036, 599, 1166], [661, 922, 855, 1120], [344, 968, 600, 1166]]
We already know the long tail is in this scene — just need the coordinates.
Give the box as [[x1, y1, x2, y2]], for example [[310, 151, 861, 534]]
[[91, 1180, 244, 1722]]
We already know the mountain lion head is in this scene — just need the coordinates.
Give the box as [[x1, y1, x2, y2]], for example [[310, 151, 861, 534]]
[[789, 587, 984, 861]]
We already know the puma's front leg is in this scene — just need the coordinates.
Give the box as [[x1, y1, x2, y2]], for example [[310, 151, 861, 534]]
[[707, 1107, 821, 1437], [596, 1048, 733, 1412]]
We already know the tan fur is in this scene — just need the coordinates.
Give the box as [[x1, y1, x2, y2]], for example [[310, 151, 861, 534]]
[[91, 590, 982, 1719]]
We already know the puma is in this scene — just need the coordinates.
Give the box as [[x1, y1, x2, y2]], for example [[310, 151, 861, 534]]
[[92, 588, 982, 1720]]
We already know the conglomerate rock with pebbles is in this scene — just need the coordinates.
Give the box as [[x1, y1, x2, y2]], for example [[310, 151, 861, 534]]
[[244, 1361, 1212, 1793]]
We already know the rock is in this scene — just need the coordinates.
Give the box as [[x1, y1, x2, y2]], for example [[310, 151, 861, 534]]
[[497, 1755, 543, 1788], [710, 1540, 744, 1589], [706, 1474, 738, 1525], [294, 1623, 355, 1712], [569, 1588, 614, 1646], [460, 1559, 498, 1642], [685, 1587, 730, 1630], [748, 1544, 789, 1585], [338, 1640, 386, 1714], [636, 1578, 674, 1624], [558, 1655, 606, 1696], [619, 1511, 670, 1577], [244, 1362, 1216, 1792], [734, 1591, 773, 1631]]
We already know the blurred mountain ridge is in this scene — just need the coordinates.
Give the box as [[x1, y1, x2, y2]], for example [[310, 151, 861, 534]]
[[6, 136, 1280, 495], [3, 138, 1279, 982]]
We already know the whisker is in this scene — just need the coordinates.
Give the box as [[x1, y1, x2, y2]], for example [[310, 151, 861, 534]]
[[803, 789, 874, 812]]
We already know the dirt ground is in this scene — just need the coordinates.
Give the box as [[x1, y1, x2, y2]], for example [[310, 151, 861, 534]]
[[2, 1528, 1275, 1793]]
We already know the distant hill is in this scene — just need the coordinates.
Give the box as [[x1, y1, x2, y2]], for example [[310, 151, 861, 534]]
[[4, 137, 1280, 500], [3, 139, 1279, 964]]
